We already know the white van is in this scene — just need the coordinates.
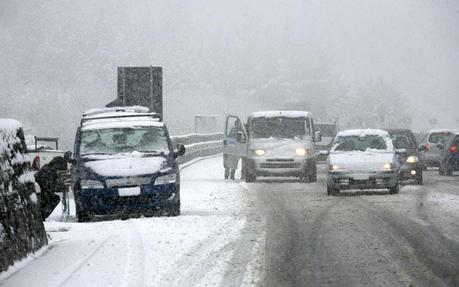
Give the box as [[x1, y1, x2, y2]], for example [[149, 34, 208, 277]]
[[224, 111, 320, 182]]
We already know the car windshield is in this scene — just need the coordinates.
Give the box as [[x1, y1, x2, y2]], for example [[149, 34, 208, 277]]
[[389, 133, 415, 150], [251, 117, 310, 139], [429, 132, 451, 144], [333, 135, 388, 152], [80, 126, 169, 156]]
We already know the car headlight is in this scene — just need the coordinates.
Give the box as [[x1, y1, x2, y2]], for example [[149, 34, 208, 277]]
[[154, 173, 177, 185], [406, 156, 419, 163], [384, 163, 393, 171], [253, 149, 266, 156], [295, 148, 308, 156], [80, 179, 104, 189]]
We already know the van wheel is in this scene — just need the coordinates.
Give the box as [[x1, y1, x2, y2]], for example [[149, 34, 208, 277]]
[[245, 170, 256, 183], [308, 163, 317, 182], [415, 174, 423, 185], [169, 205, 180, 216], [389, 182, 400, 194], [77, 210, 93, 222]]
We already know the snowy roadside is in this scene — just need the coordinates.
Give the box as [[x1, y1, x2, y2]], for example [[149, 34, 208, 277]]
[[0, 155, 264, 287]]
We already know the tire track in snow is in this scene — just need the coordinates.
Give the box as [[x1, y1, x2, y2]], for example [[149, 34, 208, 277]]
[[120, 220, 145, 287], [55, 234, 115, 287], [151, 217, 240, 287]]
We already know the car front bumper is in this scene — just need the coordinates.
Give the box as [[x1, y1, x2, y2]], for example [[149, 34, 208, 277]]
[[77, 183, 179, 215], [327, 171, 398, 190], [399, 162, 422, 180]]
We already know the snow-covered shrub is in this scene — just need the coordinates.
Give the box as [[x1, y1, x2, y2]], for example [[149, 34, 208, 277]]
[[0, 119, 47, 273]]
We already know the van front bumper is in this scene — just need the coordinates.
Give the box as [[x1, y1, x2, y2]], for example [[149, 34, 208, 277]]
[[76, 183, 179, 215], [246, 157, 314, 177]]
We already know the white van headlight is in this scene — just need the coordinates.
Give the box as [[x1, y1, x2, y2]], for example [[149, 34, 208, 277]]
[[406, 156, 419, 163], [155, 174, 177, 185], [295, 148, 308, 156], [253, 149, 266, 156], [80, 180, 104, 189]]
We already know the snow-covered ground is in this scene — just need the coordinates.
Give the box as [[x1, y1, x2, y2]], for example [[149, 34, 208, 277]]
[[0, 155, 264, 287]]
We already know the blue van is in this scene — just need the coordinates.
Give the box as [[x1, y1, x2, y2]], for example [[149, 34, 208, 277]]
[[69, 107, 185, 222]]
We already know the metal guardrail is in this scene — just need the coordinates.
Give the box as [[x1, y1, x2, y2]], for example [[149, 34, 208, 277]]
[[171, 133, 223, 164]]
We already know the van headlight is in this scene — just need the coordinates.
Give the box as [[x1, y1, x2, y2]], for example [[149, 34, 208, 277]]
[[253, 149, 266, 156], [406, 156, 419, 163], [154, 174, 177, 185], [80, 179, 104, 189], [295, 148, 308, 156]]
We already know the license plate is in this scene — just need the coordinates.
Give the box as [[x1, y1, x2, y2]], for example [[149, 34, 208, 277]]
[[352, 174, 369, 181], [118, 187, 141, 197]]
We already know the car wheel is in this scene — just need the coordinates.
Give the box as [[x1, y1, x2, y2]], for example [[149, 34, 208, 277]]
[[389, 182, 400, 194], [446, 167, 453, 176], [327, 186, 338, 196], [439, 164, 446, 176]]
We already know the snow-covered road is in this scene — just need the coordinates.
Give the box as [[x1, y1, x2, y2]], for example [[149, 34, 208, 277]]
[[2, 157, 459, 287], [0, 155, 264, 287]]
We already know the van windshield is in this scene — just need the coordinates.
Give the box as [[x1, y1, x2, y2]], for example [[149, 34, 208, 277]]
[[80, 126, 169, 156], [251, 117, 310, 140]]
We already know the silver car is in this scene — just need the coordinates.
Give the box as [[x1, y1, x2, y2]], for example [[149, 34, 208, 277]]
[[419, 129, 455, 168], [326, 129, 400, 196]]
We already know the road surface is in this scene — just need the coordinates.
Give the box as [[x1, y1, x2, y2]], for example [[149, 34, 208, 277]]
[[1, 156, 458, 287]]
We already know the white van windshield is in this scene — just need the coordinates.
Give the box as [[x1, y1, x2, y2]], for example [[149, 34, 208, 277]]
[[250, 117, 310, 140]]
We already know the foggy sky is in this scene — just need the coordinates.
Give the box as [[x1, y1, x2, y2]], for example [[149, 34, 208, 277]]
[[1, 0, 458, 149]]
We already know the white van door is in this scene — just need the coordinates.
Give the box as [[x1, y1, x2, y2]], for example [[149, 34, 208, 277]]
[[223, 115, 248, 159]]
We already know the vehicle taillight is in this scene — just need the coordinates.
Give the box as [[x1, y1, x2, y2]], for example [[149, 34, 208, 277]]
[[32, 155, 40, 171], [450, 145, 457, 153]]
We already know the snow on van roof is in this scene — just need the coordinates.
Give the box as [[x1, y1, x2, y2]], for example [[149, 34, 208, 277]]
[[337, 129, 389, 137], [250, 111, 313, 118], [81, 116, 163, 131], [0, 119, 22, 131], [83, 106, 150, 118]]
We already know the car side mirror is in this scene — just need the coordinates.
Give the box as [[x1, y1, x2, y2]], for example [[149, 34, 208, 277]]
[[319, 150, 329, 156], [64, 151, 76, 165], [315, 131, 322, 142], [174, 144, 186, 158], [236, 131, 245, 143], [395, 148, 407, 155]]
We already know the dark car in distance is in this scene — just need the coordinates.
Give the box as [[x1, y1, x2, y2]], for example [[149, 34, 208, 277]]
[[386, 129, 423, 185], [438, 132, 459, 176]]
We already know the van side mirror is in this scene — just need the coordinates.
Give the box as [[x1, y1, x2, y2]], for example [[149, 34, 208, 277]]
[[315, 131, 322, 142], [174, 144, 186, 158], [236, 131, 246, 143]]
